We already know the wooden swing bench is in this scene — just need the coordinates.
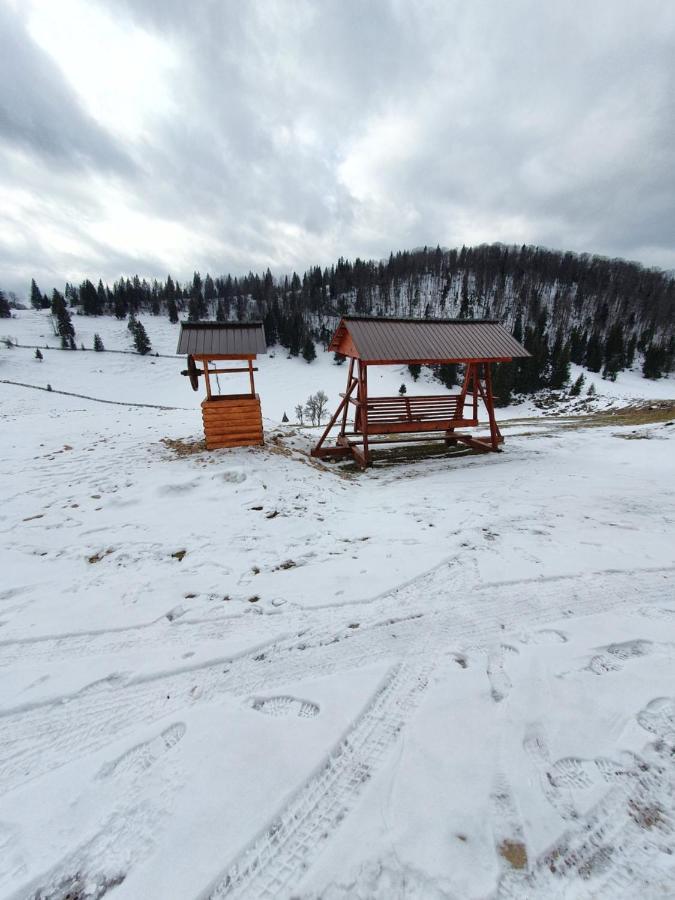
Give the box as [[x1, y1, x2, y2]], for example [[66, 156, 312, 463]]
[[356, 394, 473, 433], [312, 317, 529, 468]]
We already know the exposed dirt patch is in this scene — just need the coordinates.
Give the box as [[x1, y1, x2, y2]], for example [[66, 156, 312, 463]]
[[160, 436, 206, 457], [87, 548, 113, 564], [628, 798, 665, 829], [32, 871, 125, 900], [499, 839, 528, 869]]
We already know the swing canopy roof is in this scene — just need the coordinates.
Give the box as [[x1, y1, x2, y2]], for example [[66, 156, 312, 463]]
[[328, 316, 530, 365], [177, 321, 267, 357]]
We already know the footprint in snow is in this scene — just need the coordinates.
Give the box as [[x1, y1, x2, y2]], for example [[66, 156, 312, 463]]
[[97, 722, 186, 780], [250, 696, 319, 719]]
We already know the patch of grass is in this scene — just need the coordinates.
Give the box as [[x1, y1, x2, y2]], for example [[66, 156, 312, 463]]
[[628, 798, 665, 829], [499, 839, 528, 870], [160, 437, 206, 457], [87, 548, 113, 564]]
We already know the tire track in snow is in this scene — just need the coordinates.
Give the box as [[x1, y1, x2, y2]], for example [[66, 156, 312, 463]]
[[7, 722, 188, 900], [0, 569, 671, 800], [195, 570, 674, 900], [512, 737, 675, 897]]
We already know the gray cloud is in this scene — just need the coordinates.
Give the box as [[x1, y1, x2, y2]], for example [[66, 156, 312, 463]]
[[1, 0, 674, 296], [0, 3, 134, 174]]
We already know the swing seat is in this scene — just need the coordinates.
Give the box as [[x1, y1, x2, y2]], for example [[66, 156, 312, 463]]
[[355, 394, 477, 435]]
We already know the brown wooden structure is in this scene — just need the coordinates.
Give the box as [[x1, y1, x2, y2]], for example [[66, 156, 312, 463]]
[[312, 317, 530, 468], [177, 322, 267, 450]]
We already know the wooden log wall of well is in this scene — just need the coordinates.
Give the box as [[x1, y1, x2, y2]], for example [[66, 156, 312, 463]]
[[201, 395, 264, 449]]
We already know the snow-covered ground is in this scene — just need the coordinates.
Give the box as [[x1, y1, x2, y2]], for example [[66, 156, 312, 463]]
[[1, 310, 674, 899]]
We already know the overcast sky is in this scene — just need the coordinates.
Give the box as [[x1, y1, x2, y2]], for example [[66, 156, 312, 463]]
[[1, 0, 674, 295]]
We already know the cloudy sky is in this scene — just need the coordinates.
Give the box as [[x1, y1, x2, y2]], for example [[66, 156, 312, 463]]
[[1, 0, 674, 295]]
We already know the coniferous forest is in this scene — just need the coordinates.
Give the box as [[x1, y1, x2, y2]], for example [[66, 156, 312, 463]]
[[9, 243, 675, 403]]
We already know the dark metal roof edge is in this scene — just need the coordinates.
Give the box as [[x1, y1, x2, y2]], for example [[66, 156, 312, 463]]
[[178, 320, 265, 329], [340, 316, 500, 325]]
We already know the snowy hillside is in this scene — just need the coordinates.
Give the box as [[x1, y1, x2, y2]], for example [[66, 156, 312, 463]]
[[1, 310, 674, 899]]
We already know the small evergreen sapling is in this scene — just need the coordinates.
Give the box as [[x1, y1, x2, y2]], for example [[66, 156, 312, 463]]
[[399, 384, 407, 395], [569, 373, 585, 396], [35, 347, 43, 361], [587, 383, 596, 396], [282, 411, 289, 423], [408, 363, 421, 381], [93, 333, 104, 352], [133, 321, 152, 355], [302, 337, 316, 363], [0, 290, 11, 318]]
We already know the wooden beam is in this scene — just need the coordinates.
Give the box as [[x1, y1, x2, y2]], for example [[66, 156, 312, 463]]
[[340, 358, 355, 437], [203, 359, 212, 399], [248, 358, 255, 395], [360, 361, 370, 466]]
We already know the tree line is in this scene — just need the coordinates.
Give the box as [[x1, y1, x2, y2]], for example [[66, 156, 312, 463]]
[[7, 242, 674, 389]]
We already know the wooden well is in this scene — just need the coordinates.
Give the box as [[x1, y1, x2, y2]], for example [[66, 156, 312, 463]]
[[202, 394, 263, 449], [178, 322, 267, 451]]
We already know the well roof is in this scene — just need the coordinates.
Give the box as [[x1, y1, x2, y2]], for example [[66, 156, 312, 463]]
[[329, 316, 529, 363], [177, 321, 267, 357]]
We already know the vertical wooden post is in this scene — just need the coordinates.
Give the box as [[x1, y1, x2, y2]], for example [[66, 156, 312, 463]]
[[484, 363, 501, 451], [248, 358, 255, 395], [472, 363, 478, 422], [456, 362, 472, 420], [361, 362, 370, 466], [203, 358, 212, 399], [340, 358, 355, 437]]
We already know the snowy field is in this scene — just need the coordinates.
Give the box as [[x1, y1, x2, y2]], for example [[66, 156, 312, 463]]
[[1, 310, 675, 899]]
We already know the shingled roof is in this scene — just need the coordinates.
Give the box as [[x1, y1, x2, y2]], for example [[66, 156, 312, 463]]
[[177, 321, 267, 357], [328, 317, 529, 363]]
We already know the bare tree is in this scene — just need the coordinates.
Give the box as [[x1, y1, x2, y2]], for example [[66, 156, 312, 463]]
[[304, 395, 318, 426], [314, 390, 329, 425], [294, 403, 304, 425]]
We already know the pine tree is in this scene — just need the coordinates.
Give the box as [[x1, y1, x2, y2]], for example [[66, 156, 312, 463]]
[[333, 352, 346, 365], [0, 290, 10, 318], [549, 333, 571, 389], [282, 411, 289, 423], [584, 332, 603, 372], [30, 278, 43, 310], [587, 383, 596, 396], [80, 279, 100, 315], [435, 364, 457, 389], [133, 321, 151, 355], [602, 322, 625, 381], [187, 296, 201, 322], [302, 337, 316, 363], [642, 343, 666, 379], [408, 363, 421, 381], [35, 347, 43, 361], [569, 373, 585, 396], [51, 290, 75, 341], [399, 384, 407, 395], [491, 362, 514, 407], [167, 299, 179, 324], [93, 333, 104, 352]]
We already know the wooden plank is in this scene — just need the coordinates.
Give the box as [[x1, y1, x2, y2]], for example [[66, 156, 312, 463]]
[[452, 433, 496, 453], [202, 409, 262, 420], [364, 419, 477, 435], [310, 445, 351, 458], [202, 409, 261, 421], [350, 443, 368, 468], [207, 439, 264, 449], [204, 425, 264, 438]]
